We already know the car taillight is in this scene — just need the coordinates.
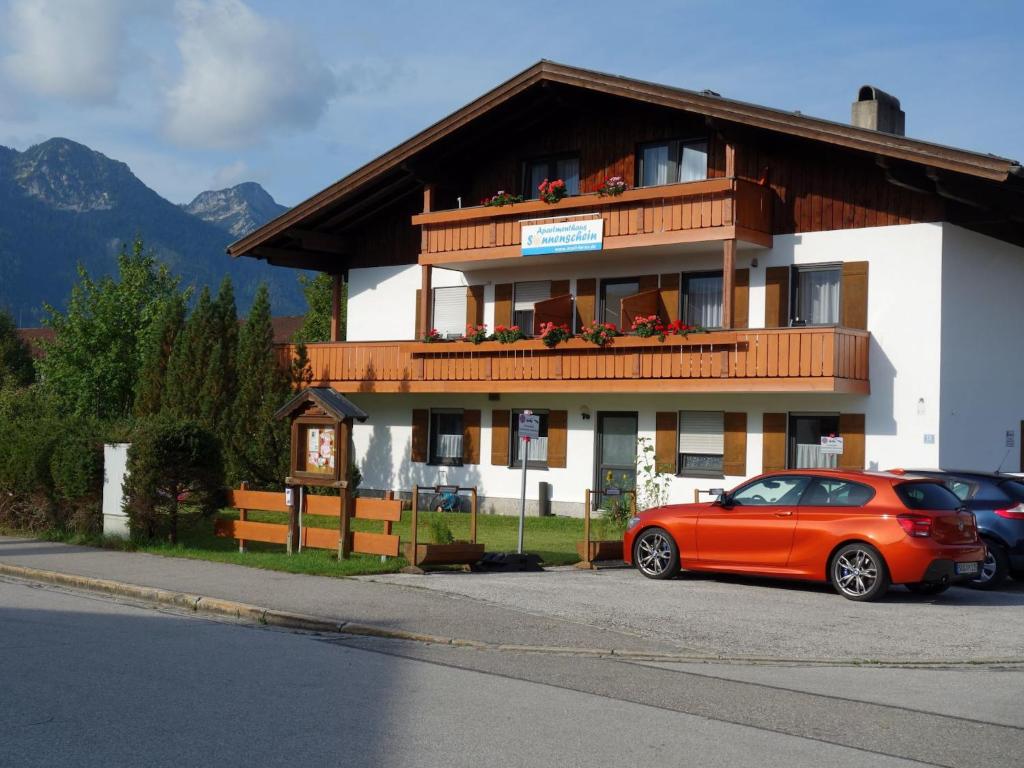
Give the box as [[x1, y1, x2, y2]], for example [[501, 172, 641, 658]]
[[995, 503, 1024, 520], [897, 514, 932, 537]]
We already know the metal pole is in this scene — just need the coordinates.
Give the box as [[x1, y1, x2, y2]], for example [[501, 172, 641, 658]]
[[518, 436, 529, 554], [297, 486, 304, 553]]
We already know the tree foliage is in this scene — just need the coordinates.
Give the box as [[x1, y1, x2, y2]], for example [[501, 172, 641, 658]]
[[293, 273, 339, 343], [0, 309, 35, 389], [199, 276, 239, 440], [38, 239, 181, 420], [162, 286, 215, 422], [134, 293, 186, 419]]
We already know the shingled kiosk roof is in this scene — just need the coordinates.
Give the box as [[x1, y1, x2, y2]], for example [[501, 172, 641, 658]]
[[274, 387, 368, 422]]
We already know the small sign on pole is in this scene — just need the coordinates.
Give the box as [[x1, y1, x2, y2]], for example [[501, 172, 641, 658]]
[[517, 411, 538, 554], [820, 435, 844, 455]]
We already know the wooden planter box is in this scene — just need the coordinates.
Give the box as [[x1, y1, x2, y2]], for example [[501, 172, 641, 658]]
[[403, 541, 486, 567], [576, 540, 624, 562]]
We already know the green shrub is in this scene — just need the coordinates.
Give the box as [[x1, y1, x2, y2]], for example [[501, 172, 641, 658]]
[[428, 513, 455, 545], [123, 417, 225, 543]]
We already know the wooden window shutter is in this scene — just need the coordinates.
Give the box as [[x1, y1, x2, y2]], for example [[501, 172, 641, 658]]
[[655, 412, 678, 473], [551, 279, 570, 297], [762, 413, 787, 472], [638, 274, 659, 292], [547, 410, 568, 468], [414, 289, 423, 339], [732, 268, 749, 329], [658, 273, 680, 322], [723, 412, 747, 476], [620, 289, 660, 329], [490, 409, 510, 466], [840, 262, 869, 330], [838, 413, 866, 470], [494, 283, 513, 328], [466, 285, 484, 329], [462, 409, 481, 465], [574, 278, 596, 328], [533, 294, 573, 334], [411, 409, 429, 463], [764, 267, 790, 327]]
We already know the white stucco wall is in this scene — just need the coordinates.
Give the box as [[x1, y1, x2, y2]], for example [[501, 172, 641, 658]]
[[346, 265, 466, 341], [939, 224, 1024, 472]]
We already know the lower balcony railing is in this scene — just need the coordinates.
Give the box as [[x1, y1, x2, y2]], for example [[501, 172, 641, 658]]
[[277, 327, 869, 394]]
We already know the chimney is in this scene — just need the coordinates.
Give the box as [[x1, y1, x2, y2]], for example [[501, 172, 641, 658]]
[[851, 85, 905, 136]]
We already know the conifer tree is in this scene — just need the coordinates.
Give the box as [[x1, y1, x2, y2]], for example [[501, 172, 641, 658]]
[[230, 284, 290, 486], [199, 276, 238, 440], [134, 294, 185, 419], [0, 309, 35, 389], [162, 287, 215, 421]]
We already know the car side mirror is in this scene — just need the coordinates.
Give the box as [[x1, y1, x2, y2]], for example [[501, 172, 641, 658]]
[[709, 488, 730, 506]]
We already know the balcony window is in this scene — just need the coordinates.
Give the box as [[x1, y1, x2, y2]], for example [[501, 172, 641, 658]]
[[512, 281, 551, 336], [429, 409, 464, 466], [678, 411, 724, 476], [788, 413, 839, 469], [682, 272, 723, 328], [525, 155, 580, 199], [638, 139, 708, 187], [792, 265, 840, 326], [510, 409, 549, 467], [600, 279, 640, 328], [432, 286, 467, 338]]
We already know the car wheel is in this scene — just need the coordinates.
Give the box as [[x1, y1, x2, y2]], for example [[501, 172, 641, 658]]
[[830, 543, 891, 601], [632, 527, 680, 580], [905, 582, 950, 596], [969, 541, 1009, 590]]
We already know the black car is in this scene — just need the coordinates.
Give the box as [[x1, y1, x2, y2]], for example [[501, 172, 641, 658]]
[[897, 470, 1024, 589]]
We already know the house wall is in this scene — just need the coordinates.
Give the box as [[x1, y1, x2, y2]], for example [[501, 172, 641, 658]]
[[939, 224, 1024, 472], [347, 265, 465, 341]]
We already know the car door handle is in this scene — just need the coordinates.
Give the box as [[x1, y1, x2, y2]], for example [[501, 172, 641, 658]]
[[773, 510, 794, 517]]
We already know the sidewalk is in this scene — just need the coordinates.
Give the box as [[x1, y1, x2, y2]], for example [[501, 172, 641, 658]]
[[0, 536, 679, 654]]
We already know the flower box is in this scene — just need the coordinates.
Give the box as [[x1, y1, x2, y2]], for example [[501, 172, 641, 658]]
[[576, 539, 624, 562], [402, 540, 486, 567]]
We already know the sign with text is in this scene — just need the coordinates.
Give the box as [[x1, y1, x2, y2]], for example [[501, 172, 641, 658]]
[[521, 218, 603, 256], [820, 436, 845, 455], [518, 412, 541, 440]]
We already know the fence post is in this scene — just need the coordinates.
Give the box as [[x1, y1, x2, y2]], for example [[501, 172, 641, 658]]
[[693, 488, 700, 503], [237, 480, 248, 553], [383, 490, 395, 538], [410, 487, 420, 566], [579, 489, 593, 569], [469, 487, 478, 544], [286, 483, 299, 555], [338, 482, 352, 560]]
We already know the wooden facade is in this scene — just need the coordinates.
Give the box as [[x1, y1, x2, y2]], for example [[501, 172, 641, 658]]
[[277, 327, 869, 394]]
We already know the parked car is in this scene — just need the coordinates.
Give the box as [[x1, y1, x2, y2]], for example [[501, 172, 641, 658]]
[[889, 469, 1024, 589], [623, 470, 985, 601]]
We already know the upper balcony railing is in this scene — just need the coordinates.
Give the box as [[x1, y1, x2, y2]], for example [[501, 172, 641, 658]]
[[278, 327, 868, 395], [411, 177, 773, 265]]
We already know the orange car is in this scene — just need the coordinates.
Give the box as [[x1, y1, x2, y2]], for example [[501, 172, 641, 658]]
[[623, 470, 986, 601]]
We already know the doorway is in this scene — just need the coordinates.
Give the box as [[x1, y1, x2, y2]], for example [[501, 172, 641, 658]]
[[596, 411, 638, 494]]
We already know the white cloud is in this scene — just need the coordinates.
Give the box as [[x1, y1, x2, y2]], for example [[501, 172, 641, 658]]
[[164, 0, 336, 148], [210, 159, 250, 188], [2, 0, 125, 104]]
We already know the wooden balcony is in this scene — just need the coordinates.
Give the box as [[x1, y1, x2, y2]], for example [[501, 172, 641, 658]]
[[411, 177, 773, 266], [278, 327, 869, 395]]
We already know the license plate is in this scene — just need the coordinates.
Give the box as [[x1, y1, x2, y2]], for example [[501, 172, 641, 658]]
[[955, 561, 979, 575]]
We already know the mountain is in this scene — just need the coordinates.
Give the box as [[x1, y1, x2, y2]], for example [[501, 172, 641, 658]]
[[0, 138, 305, 325], [182, 182, 288, 239]]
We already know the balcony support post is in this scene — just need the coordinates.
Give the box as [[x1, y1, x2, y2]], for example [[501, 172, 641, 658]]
[[419, 264, 432, 339], [330, 273, 344, 342], [722, 238, 736, 329]]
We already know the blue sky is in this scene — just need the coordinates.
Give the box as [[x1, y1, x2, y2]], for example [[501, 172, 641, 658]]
[[1, 1, 1021, 206]]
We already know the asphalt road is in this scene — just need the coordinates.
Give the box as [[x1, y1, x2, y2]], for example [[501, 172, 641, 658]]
[[2, 577, 1021, 768]]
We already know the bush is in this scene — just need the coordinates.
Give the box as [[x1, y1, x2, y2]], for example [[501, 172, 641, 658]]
[[123, 418, 225, 544]]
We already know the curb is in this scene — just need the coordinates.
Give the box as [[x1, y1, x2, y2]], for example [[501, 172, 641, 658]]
[[2, 562, 1022, 668]]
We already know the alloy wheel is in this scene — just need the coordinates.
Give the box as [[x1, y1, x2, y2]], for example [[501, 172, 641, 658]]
[[635, 531, 673, 577], [834, 548, 880, 598], [975, 550, 997, 584]]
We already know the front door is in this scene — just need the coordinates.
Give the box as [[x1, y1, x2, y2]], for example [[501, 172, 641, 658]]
[[595, 412, 638, 500], [696, 475, 809, 567]]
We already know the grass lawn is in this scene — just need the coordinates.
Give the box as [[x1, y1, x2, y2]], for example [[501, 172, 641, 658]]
[[24, 508, 598, 578]]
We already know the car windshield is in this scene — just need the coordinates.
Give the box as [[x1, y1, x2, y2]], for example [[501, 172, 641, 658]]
[[895, 482, 962, 510]]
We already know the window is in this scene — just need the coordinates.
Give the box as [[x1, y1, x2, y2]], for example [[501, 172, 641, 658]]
[[431, 286, 467, 338], [638, 139, 708, 187], [788, 413, 840, 469], [800, 478, 875, 506], [600, 278, 640, 327], [895, 482, 963, 511], [510, 409, 549, 467], [792, 265, 840, 326], [678, 411, 724, 476], [524, 155, 580, 198], [681, 272, 723, 328], [512, 281, 551, 336], [429, 409, 464, 466], [731, 475, 810, 506]]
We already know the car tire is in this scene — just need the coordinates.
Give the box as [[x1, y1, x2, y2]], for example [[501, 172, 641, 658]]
[[830, 543, 891, 601], [905, 582, 950, 596], [969, 540, 1009, 590], [632, 527, 680, 580]]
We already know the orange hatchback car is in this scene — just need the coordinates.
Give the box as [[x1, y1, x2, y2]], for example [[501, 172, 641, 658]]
[[623, 470, 986, 601]]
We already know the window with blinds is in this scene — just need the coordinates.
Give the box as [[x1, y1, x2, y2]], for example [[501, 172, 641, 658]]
[[512, 281, 551, 335], [432, 286, 467, 338], [678, 410, 724, 475]]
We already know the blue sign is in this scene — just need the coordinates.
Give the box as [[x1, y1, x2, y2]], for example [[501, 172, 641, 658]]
[[521, 219, 603, 256]]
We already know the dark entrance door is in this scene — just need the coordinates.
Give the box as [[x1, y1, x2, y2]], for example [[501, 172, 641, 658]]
[[596, 411, 638, 497]]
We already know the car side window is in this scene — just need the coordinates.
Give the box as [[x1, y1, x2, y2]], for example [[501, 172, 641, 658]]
[[731, 476, 810, 506], [800, 478, 875, 506], [944, 480, 974, 501]]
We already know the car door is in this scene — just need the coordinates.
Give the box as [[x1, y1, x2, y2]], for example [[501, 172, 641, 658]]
[[787, 477, 877, 574], [696, 475, 810, 567]]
